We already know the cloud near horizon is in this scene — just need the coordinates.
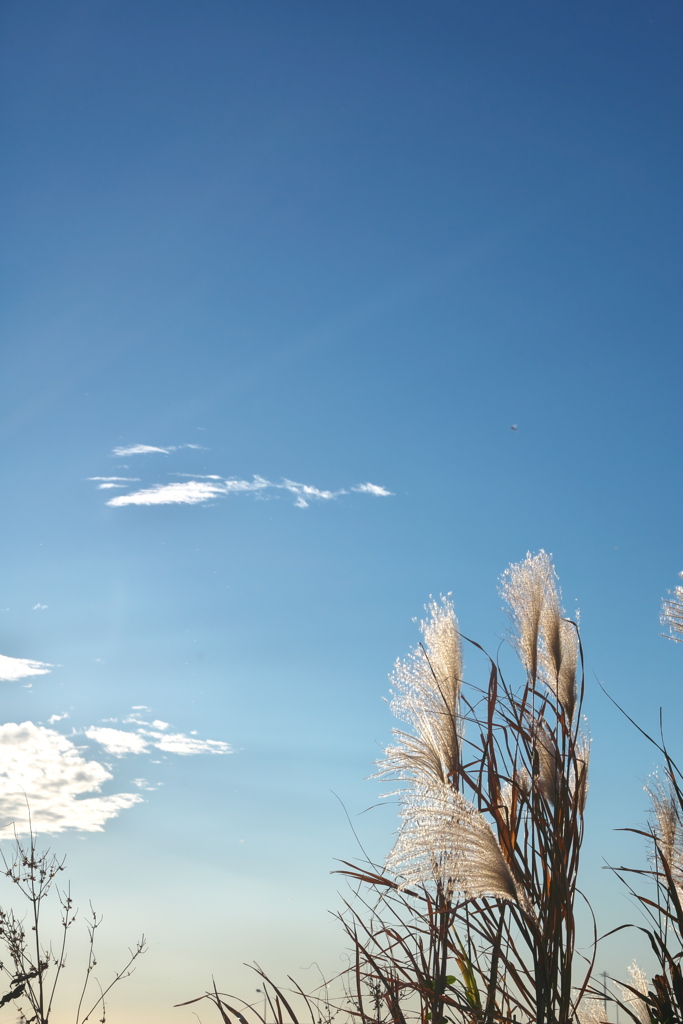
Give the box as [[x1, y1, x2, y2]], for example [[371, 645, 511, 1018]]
[[0, 712, 232, 834], [0, 722, 142, 834]]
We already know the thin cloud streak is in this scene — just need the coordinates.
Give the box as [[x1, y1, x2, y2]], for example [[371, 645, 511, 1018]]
[[352, 482, 394, 496], [145, 731, 232, 755], [111, 443, 206, 457], [112, 444, 171, 456], [108, 480, 233, 506], [105, 475, 391, 508]]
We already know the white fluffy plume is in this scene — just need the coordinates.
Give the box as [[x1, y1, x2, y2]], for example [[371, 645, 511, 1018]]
[[501, 551, 579, 721], [648, 776, 683, 903], [386, 780, 518, 902], [380, 597, 463, 787], [662, 572, 683, 642], [619, 962, 651, 1024]]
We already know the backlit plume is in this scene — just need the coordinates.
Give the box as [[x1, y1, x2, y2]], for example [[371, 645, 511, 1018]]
[[648, 776, 683, 900], [619, 962, 651, 1024], [661, 572, 683, 642], [380, 597, 463, 787], [386, 780, 519, 903], [501, 550, 579, 722]]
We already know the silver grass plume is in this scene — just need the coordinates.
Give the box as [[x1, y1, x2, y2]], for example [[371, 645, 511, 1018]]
[[619, 962, 651, 1024], [533, 722, 561, 807], [648, 776, 683, 900], [661, 572, 683, 643], [501, 551, 579, 722], [380, 597, 463, 788], [574, 732, 590, 814], [386, 779, 519, 904], [500, 769, 532, 821], [576, 997, 607, 1024], [528, 720, 589, 810]]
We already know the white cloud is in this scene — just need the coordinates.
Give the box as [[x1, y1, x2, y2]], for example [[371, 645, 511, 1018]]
[[107, 480, 227, 506], [352, 482, 393, 496], [111, 443, 207, 457], [32, 604, 48, 611], [132, 778, 161, 790], [0, 654, 52, 682], [84, 727, 149, 756], [280, 479, 342, 506], [94, 457, 393, 510], [111, 444, 171, 456], [106, 475, 343, 509], [172, 473, 222, 480], [0, 722, 141, 834], [48, 713, 69, 724], [148, 732, 232, 755], [86, 722, 231, 758], [223, 476, 270, 493]]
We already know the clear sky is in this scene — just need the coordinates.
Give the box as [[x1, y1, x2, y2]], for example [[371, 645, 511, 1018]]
[[1, 1, 682, 1020]]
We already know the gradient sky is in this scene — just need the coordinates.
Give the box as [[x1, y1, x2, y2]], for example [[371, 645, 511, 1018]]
[[1, 1, 683, 1020]]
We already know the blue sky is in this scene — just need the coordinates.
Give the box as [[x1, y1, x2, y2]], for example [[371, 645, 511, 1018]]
[[1, 0, 682, 1019]]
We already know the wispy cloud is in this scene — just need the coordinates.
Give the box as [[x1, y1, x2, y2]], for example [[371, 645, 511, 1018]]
[[104, 475, 391, 509], [132, 778, 161, 790], [171, 473, 223, 480], [85, 718, 231, 757], [95, 442, 392, 509], [143, 731, 231, 755], [280, 479, 341, 508], [32, 604, 48, 611], [112, 445, 171, 456], [84, 727, 149, 756], [108, 480, 232, 506], [111, 443, 205, 457], [0, 722, 142, 834], [0, 654, 52, 683], [352, 482, 394, 496]]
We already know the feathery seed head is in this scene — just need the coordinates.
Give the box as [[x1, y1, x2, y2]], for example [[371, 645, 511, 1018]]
[[661, 572, 683, 643], [533, 722, 560, 807], [577, 998, 606, 1024], [647, 776, 683, 902], [501, 551, 579, 720], [386, 780, 519, 903], [619, 962, 651, 1024], [380, 596, 463, 788], [649, 779, 678, 864]]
